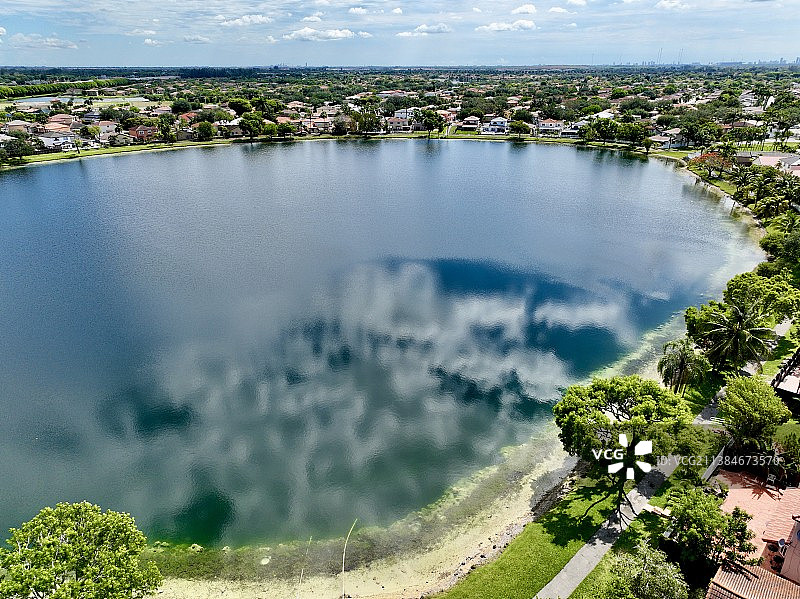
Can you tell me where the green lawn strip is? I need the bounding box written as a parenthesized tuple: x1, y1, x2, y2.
(437, 476, 619, 599)
(21, 140, 232, 163)
(568, 513, 665, 599)
(652, 150, 689, 159)
(682, 372, 725, 417)
(762, 322, 800, 378)
(776, 419, 800, 444)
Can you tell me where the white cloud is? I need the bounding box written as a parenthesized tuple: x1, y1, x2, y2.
(9, 32, 77, 49)
(548, 6, 573, 12)
(301, 15, 322, 21)
(125, 28, 156, 36)
(218, 14, 273, 26)
(473, 7, 483, 12)
(348, 6, 368, 14)
(0, 27, 6, 36)
(397, 23, 452, 36)
(265, 35, 278, 44)
(567, 21, 577, 26)
(655, 0, 689, 8)
(566, 0, 586, 5)
(392, 7, 403, 13)
(143, 38, 163, 46)
(475, 19, 535, 31)
(283, 27, 355, 41)
(357, 30, 373, 37)
(512, 4, 537, 14)
(183, 34, 211, 43)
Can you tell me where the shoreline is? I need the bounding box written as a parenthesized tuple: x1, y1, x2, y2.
(9, 138, 763, 598)
(1, 133, 659, 173)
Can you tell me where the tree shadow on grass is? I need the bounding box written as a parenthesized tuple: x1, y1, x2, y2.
(537, 477, 618, 547)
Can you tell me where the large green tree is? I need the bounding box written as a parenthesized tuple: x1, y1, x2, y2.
(553, 375, 690, 509)
(196, 121, 216, 142)
(239, 111, 265, 140)
(719, 375, 790, 452)
(723, 271, 800, 322)
(0, 502, 161, 599)
(669, 488, 757, 568)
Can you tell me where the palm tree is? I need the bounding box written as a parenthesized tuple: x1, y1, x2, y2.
(658, 337, 711, 395)
(701, 298, 775, 371)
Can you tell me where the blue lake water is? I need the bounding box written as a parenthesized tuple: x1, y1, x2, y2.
(0, 140, 762, 544)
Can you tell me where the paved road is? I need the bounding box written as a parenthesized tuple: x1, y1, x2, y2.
(533, 458, 678, 599)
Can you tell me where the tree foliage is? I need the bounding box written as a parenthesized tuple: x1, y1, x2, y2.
(719, 375, 790, 452)
(657, 336, 710, 395)
(669, 488, 757, 567)
(0, 502, 161, 599)
(607, 541, 688, 599)
(685, 297, 775, 370)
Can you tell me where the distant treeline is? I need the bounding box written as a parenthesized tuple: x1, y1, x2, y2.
(0, 78, 129, 100)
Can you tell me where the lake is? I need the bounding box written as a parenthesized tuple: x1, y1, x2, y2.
(0, 140, 762, 545)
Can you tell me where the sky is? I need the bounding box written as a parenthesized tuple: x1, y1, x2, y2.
(0, 0, 797, 67)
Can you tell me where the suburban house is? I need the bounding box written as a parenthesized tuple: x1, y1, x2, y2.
(481, 116, 509, 134)
(561, 120, 588, 138)
(47, 113, 75, 126)
(2, 120, 35, 134)
(96, 120, 118, 134)
(109, 132, 135, 146)
(460, 115, 481, 131)
(706, 564, 800, 599)
(386, 116, 411, 132)
(302, 117, 332, 134)
(662, 127, 688, 147)
(216, 118, 244, 137)
(0, 133, 15, 146)
(128, 125, 159, 142)
(393, 107, 420, 121)
(37, 132, 77, 151)
(538, 118, 565, 136)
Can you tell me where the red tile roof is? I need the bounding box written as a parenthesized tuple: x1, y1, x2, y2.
(707, 565, 800, 599)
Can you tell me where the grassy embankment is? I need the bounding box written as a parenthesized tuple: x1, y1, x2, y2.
(7, 133, 666, 170)
(438, 374, 725, 599)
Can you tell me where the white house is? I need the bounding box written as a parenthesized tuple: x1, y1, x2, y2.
(481, 116, 508, 134)
(38, 132, 77, 151)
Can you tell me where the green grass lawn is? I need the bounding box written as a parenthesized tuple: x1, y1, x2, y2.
(437, 476, 619, 599)
(568, 513, 665, 599)
(762, 322, 800, 378)
(682, 372, 725, 417)
(21, 139, 232, 163)
(653, 150, 689, 159)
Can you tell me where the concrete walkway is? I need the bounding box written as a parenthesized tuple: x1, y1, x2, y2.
(533, 458, 679, 599)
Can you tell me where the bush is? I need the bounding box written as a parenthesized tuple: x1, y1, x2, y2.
(756, 260, 783, 278)
(783, 230, 800, 263)
(759, 231, 785, 257)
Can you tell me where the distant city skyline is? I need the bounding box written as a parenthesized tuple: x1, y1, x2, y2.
(0, 0, 797, 67)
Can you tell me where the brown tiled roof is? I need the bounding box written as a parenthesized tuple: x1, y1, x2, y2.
(707, 565, 800, 599)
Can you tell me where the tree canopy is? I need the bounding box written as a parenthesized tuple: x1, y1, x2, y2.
(607, 540, 688, 599)
(0, 502, 161, 599)
(719, 375, 790, 452)
(685, 297, 775, 371)
(669, 488, 757, 568)
(657, 336, 710, 395)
